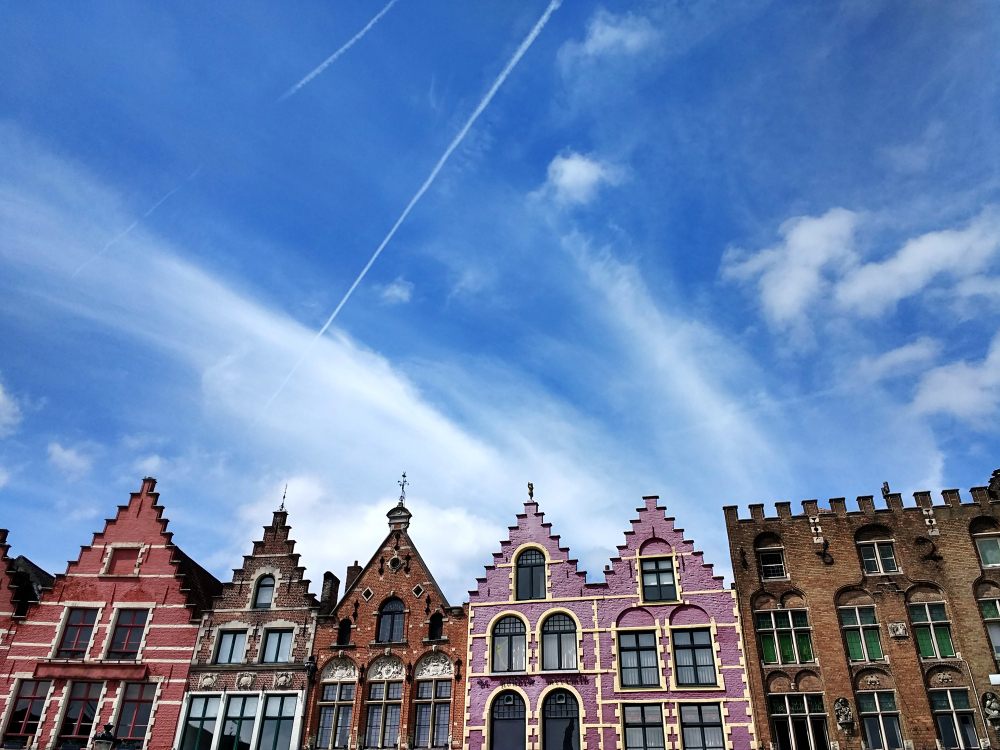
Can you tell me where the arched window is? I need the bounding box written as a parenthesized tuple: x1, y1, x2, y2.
(336, 618, 352, 647)
(490, 692, 525, 750)
(754, 533, 787, 580)
(377, 598, 405, 643)
(253, 575, 275, 609)
(428, 612, 444, 641)
(492, 616, 526, 672)
(541, 614, 577, 671)
(516, 549, 545, 601)
(542, 689, 579, 750)
(855, 525, 899, 575)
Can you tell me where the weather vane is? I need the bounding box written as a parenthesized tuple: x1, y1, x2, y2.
(398, 472, 408, 505)
(279, 484, 287, 512)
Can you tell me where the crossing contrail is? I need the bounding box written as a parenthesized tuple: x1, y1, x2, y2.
(279, 0, 400, 102)
(263, 0, 563, 412)
(72, 165, 202, 279)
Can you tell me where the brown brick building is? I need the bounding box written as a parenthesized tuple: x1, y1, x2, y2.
(173, 505, 331, 750)
(305, 494, 467, 750)
(724, 471, 1000, 750)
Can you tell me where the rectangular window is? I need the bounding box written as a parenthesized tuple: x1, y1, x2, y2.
(115, 683, 156, 749)
(58, 681, 103, 748)
(980, 598, 1000, 658)
(755, 610, 814, 665)
(3, 680, 51, 748)
(858, 542, 899, 574)
(768, 694, 829, 750)
(673, 629, 717, 686)
(930, 690, 978, 749)
(758, 549, 787, 579)
(261, 629, 293, 663)
(364, 681, 403, 748)
(413, 679, 451, 748)
(221, 695, 257, 750)
(57, 608, 98, 659)
(976, 537, 1000, 567)
(857, 692, 903, 750)
(623, 704, 665, 750)
(838, 606, 883, 661)
(909, 603, 955, 658)
(215, 631, 247, 664)
(618, 631, 659, 687)
(107, 547, 140, 575)
(259, 695, 297, 750)
(179, 695, 221, 750)
(640, 558, 677, 601)
(680, 704, 724, 750)
(107, 609, 148, 659)
(317, 683, 355, 749)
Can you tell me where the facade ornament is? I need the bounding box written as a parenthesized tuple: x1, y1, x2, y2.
(935, 672, 954, 685)
(527, 482, 533, 500)
(198, 673, 218, 690)
(414, 652, 454, 679)
(887, 622, 908, 638)
(834, 697, 854, 733)
(983, 692, 1000, 725)
(864, 674, 881, 688)
(321, 657, 358, 681)
(274, 672, 294, 689)
(368, 655, 405, 680)
(236, 672, 255, 690)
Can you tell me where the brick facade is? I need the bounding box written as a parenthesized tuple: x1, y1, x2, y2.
(0, 477, 221, 750)
(724, 473, 1000, 750)
(466, 491, 754, 750)
(305, 498, 468, 750)
(173, 507, 326, 750)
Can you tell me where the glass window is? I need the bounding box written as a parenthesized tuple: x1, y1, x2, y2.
(674, 629, 717, 686)
(768, 694, 829, 750)
(317, 683, 355, 750)
(516, 549, 545, 601)
(623, 704, 664, 750)
(364, 680, 403, 748)
(930, 690, 978, 749)
(619, 631, 659, 687)
(414, 679, 451, 748)
(253, 575, 275, 609)
(755, 610, 814, 664)
(758, 549, 787, 580)
(259, 695, 296, 750)
(490, 692, 525, 750)
(858, 542, 899, 575)
(979, 598, 1000, 659)
(57, 608, 98, 659)
(215, 631, 247, 664)
(377, 598, 405, 643)
(115, 683, 156, 749)
(640, 558, 677, 601)
(220, 695, 257, 750)
(857, 692, 902, 750)
(2, 680, 51, 748)
(108, 609, 148, 659)
(179, 695, 221, 750)
(976, 537, 1000, 568)
(58, 681, 103, 748)
(541, 614, 577, 671)
(838, 606, 883, 662)
(909, 603, 955, 659)
(428, 612, 444, 641)
(336, 618, 352, 646)
(492, 616, 526, 672)
(680, 704, 724, 750)
(262, 630, 293, 663)
(542, 690, 579, 750)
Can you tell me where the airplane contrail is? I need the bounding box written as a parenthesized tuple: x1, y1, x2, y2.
(71, 165, 202, 279)
(263, 0, 563, 412)
(279, 0, 400, 102)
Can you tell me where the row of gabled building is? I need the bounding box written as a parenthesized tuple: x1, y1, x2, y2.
(2, 471, 1000, 750)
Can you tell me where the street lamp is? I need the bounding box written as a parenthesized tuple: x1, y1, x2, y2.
(93, 723, 115, 750)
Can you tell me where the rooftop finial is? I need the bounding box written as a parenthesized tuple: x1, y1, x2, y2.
(528, 482, 534, 500)
(398, 472, 408, 506)
(279, 484, 287, 512)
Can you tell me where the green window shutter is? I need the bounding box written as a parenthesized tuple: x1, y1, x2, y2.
(935, 625, 955, 658)
(863, 628, 883, 660)
(760, 633, 777, 663)
(778, 631, 796, 663)
(914, 625, 935, 657)
(796, 632, 814, 662)
(845, 629, 864, 661)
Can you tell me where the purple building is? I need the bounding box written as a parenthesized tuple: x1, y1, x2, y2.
(465, 491, 754, 750)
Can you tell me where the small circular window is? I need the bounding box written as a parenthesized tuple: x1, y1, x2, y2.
(388, 556, 402, 572)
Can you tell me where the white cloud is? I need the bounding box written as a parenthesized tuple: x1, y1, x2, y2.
(0, 380, 23, 438)
(534, 152, 623, 206)
(858, 338, 941, 383)
(559, 9, 658, 68)
(0, 466, 9, 489)
(47, 442, 93, 479)
(377, 276, 413, 305)
(912, 332, 1000, 426)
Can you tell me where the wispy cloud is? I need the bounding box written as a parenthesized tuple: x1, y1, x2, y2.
(533, 151, 623, 206)
(0, 379, 22, 438)
(47, 442, 93, 479)
(913, 331, 1000, 427)
(377, 276, 414, 305)
(558, 9, 659, 69)
(279, 0, 400, 101)
(858, 338, 941, 383)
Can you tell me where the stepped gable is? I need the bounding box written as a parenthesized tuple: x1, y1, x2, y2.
(0, 529, 53, 621)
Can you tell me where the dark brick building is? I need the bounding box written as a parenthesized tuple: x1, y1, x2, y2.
(305, 493, 467, 750)
(174, 505, 330, 750)
(724, 471, 1000, 750)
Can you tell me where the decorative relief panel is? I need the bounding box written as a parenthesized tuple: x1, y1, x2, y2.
(415, 652, 453, 679)
(368, 655, 405, 680)
(322, 657, 358, 681)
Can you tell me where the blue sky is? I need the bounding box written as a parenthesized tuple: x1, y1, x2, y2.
(1, 1, 998, 601)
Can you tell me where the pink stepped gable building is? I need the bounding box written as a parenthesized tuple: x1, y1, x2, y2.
(465, 491, 754, 750)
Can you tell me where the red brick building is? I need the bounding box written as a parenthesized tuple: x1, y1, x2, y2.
(0, 477, 221, 750)
(724, 471, 1000, 750)
(304, 496, 468, 750)
(174, 505, 331, 750)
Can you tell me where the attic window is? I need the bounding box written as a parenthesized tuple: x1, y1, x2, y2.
(362, 587, 374, 601)
(106, 547, 140, 576)
(412, 585, 425, 598)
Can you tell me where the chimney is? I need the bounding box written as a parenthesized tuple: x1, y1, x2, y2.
(321, 571, 340, 608)
(346, 561, 362, 591)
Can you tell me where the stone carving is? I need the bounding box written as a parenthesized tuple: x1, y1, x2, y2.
(236, 672, 255, 690)
(415, 652, 453, 679)
(321, 657, 358, 681)
(887, 622, 908, 638)
(935, 672, 954, 685)
(274, 672, 293, 688)
(368, 655, 404, 680)
(834, 697, 854, 726)
(198, 673, 218, 690)
(983, 692, 1000, 723)
(864, 675, 881, 688)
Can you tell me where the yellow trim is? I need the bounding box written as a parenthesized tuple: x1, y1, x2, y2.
(534, 607, 585, 674)
(484, 610, 531, 675)
(610, 621, 666, 692)
(479, 685, 531, 750)
(667, 621, 725, 691)
(635, 551, 683, 605)
(508, 544, 551, 603)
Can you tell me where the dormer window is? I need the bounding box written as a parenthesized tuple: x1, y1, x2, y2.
(515, 549, 545, 601)
(377, 598, 405, 643)
(253, 575, 275, 609)
(754, 533, 787, 580)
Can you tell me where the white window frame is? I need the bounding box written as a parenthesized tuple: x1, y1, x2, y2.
(757, 547, 787, 580)
(858, 541, 899, 575)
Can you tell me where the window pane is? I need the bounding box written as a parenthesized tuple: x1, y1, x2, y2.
(845, 630, 864, 661)
(877, 543, 898, 572)
(935, 626, 956, 658)
(915, 625, 935, 657)
(795, 632, 813, 662)
(978, 538, 1000, 566)
(981, 599, 1000, 619)
(761, 633, 778, 663)
(864, 628, 883, 660)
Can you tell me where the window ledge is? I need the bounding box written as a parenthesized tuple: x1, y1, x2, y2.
(369, 640, 408, 647)
(330, 643, 356, 650)
(422, 637, 449, 645)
